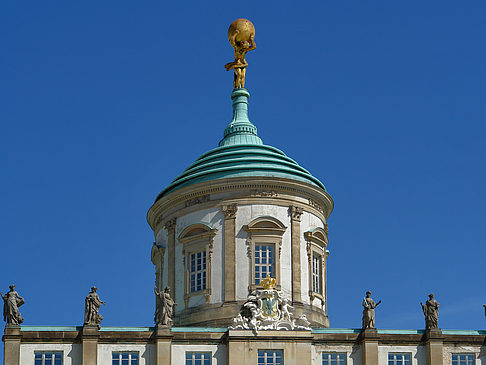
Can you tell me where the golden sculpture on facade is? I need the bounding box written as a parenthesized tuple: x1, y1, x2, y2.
(225, 18, 256, 89)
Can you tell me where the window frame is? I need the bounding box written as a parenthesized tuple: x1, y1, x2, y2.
(243, 216, 287, 291)
(257, 349, 283, 365)
(452, 353, 475, 365)
(185, 351, 212, 365)
(179, 224, 217, 308)
(321, 352, 347, 365)
(388, 353, 411, 365)
(112, 351, 139, 365)
(34, 351, 63, 365)
(304, 227, 328, 307)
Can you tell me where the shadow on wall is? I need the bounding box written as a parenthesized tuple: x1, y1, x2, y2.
(349, 344, 362, 365)
(67, 347, 81, 365)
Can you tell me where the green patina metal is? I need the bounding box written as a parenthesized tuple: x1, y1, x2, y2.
(155, 88, 326, 201)
(171, 327, 228, 332)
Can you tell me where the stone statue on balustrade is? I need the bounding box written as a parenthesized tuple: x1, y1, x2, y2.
(155, 286, 176, 326)
(421, 293, 440, 330)
(362, 291, 381, 329)
(84, 286, 105, 328)
(1, 284, 24, 325)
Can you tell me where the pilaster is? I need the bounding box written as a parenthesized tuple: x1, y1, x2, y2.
(3, 325, 21, 365)
(425, 328, 444, 365)
(155, 326, 173, 365)
(165, 218, 177, 294)
(289, 205, 303, 305)
(360, 328, 379, 365)
(222, 203, 238, 303)
(81, 325, 99, 365)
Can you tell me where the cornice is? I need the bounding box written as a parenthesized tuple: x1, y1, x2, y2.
(147, 176, 333, 231)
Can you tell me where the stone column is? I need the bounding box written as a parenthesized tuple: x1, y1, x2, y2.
(425, 329, 444, 365)
(222, 204, 238, 303)
(164, 218, 177, 295)
(155, 326, 172, 365)
(81, 326, 99, 365)
(360, 329, 379, 365)
(3, 326, 21, 365)
(289, 205, 303, 305)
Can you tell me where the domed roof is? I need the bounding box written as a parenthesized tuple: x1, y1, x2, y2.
(155, 88, 326, 201)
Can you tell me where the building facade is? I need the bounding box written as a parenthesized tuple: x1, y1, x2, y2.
(3, 72, 486, 365)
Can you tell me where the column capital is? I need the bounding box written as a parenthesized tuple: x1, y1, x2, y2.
(221, 203, 238, 219)
(289, 205, 304, 221)
(164, 218, 177, 232)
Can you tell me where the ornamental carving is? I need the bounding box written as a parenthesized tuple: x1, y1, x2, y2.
(308, 198, 325, 214)
(251, 190, 279, 197)
(289, 205, 304, 221)
(185, 194, 210, 207)
(164, 218, 177, 232)
(230, 275, 311, 334)
(221, 203, 238, 219)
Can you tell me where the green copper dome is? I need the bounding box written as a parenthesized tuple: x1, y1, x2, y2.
(155, 89, 326, 201)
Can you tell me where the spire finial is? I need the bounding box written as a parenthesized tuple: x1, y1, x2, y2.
(224, 19, 256, 89)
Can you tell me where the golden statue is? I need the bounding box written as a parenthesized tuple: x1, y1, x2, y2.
(225, 18, 256, 89)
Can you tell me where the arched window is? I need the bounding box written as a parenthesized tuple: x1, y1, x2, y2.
(179, 223, 217, 308)
(243, 216, 287, 291)
(304, 227, 329, 307)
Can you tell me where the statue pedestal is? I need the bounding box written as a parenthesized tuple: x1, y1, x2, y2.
(424, 328, 443, 365)
(155, 326, 173, 365)
(3, 325, 21, 365)
(81, 325, 99, 365)
(359, 328, 379, 365)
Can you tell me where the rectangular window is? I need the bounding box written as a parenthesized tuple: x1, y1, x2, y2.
(254, 244, 275, 285)
(312, 252, 322, 294)
(185, 352, 211, 365)
(112, 352, 139, 365)
(452, 354, 474, 365)
(34, 352, 63, 365)
(322, 353, 346, 365)
(190, 250, 207, 292)
(388, 353, 411, 365)
(258, 350, 283, 365)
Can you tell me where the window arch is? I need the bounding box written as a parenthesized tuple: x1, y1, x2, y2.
(243, 216, 287, 290)
(179, 223, 217, 307)
(304, 227, 329, 308)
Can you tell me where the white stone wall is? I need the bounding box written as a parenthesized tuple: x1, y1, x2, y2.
(172, 344, 227, 364)
(312, 344, 361, 365)
(235, 204, 293, 300)
(98, 344, 155, 364)
(174, 207, 224, 311)
(443, 345, 485, 365)
(378, 345, 426, 364)
(300, 212, 327, 307)
(155, 203, 328, 311)
(20, 343, 81, 365)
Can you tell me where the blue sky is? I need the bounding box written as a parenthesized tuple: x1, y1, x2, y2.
(1, 0, 485, 346)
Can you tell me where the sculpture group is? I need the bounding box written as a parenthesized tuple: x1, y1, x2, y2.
(230, 275, 311, 334)
(0, 282, 481, 332)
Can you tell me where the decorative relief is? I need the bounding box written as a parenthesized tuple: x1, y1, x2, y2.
(308, 198, 325, 214)
(185, 194, 210, 207)
(250, 190, 279, 197)
(221, 203, 238, 219)
(164, 218, 177, 232)
(289, 205, 304, 221)
(229, 275, 311, 334)
(246, 236, 252, 259)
